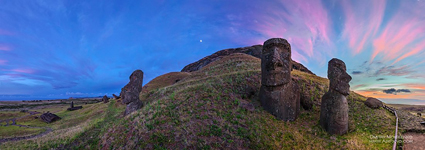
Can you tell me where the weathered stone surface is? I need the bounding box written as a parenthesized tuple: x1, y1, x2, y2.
(328, 58, 352, 96)
(120, 70, 144, 105)
(181, 45, 314, 75)
(320, 90, 349, 135)
(40, 112, 61, 123)
(364, 97, 383, 109)
(112, 94, 120, 99)
(300, 94, 314, 110)
(120, 70, 144, 115)
(124, 100, 143, 116)
(259, 38, 300, 121)
(320, 58, 352, 135)
(103, 95, 109, 103)
(260, 80, 300, 121)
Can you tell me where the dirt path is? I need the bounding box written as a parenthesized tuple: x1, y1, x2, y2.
(0, 111, 52, 144)
(403, 132, 425, 150)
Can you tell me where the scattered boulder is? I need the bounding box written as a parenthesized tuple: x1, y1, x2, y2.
(112, 94, 120, 99)
(320, 58, 352, 135)
(67, 101, 83, 111)
(259, 38, 300, 121)
(103, 95, 109, 103)
(120, 70, 144, 115)
(364, 97, 383, 109)
(181, 45, 315, 75)
(40, 112, 61, 123)
(418, 113, 421, 117)
(300, 94, 314, 110)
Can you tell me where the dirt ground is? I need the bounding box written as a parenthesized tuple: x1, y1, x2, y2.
(403, 132, 425, 150)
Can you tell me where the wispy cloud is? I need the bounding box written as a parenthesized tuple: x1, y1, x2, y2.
(341, 0, 386, 55)
(371, 0, 425, 63)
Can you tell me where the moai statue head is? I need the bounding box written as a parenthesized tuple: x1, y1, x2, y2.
(328, 58, 352, 96)
(261, 38, 292, 86)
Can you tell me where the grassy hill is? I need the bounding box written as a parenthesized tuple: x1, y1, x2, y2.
(1, 53, 399, 149)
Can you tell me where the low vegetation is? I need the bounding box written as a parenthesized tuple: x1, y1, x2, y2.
(0, 53, 404, 149)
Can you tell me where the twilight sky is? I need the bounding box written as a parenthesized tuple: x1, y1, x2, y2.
(0, 0, 424, 104)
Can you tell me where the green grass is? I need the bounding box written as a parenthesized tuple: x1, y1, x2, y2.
(0, 53, 398, 149)
(0, 126, 45, 139)
(0, 111, 27, 120)
(98, 53, 395, 149)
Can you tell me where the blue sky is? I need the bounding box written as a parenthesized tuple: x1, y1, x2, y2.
(1, 0, 425, 103)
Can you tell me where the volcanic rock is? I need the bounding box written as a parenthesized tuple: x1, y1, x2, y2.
(120, 70, 144, 105)
(124, 100, 144, 116)
(364, 97, 383, 109)
(103, 95, 109, 103)
(181, 45, 314, 75)
(259, 38, 300, 121)
(112, 94, 120, 99)
(120, 70, 144, 115)
(320, 58, 352, 135)
(40, 112, 61, 123)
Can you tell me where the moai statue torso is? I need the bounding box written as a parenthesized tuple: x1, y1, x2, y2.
(259, 38, 300, 121)
(320, 58, 352, 135)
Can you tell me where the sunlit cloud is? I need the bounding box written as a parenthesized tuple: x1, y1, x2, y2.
(12, 69, 35, 74)
(341, 0, 386, 55)
(371, 0, 425, 63)
(0, 44, 11, 51)
(250, 0, 333, 63)
(0, 60, 6, 65)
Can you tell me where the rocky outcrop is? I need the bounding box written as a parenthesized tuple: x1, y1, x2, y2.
(320, 58, 352, 135)
(259, 38, 300, 121)
(103, 95, 109, 103)
(181, 45, 314, 75)
(120, 70, 144, 116)
(364, 97, 383, 109)
(40, 112, 61, 123)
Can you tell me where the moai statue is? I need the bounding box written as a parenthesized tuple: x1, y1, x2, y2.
(70, 101, 74, 108)
(259, 38, 300, 121)
(120, 70, 144, 116)
(320, 58, 352, 135)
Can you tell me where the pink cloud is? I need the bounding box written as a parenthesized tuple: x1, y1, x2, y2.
(341, 0, 386, 55)
(249, 0, 333, 64)
(371, 1, 425, 63)
(0, 44, 12, 51)
(12, 69, 35, 74)
(0, 59, 7, 65)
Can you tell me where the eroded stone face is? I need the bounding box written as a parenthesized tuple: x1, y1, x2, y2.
(120, 70, 144, 116)
(328, 58, 352, 96)
(261, 38, 291, 87)
(320, 58, 351, 135)
(121, 70, 144, 105)
(260, 38, 300, 121)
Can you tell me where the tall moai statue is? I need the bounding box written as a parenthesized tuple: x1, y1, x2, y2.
(320, 58, 352, 135)
(70, 101, 74, 108)
(259, 38, 300, 121)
